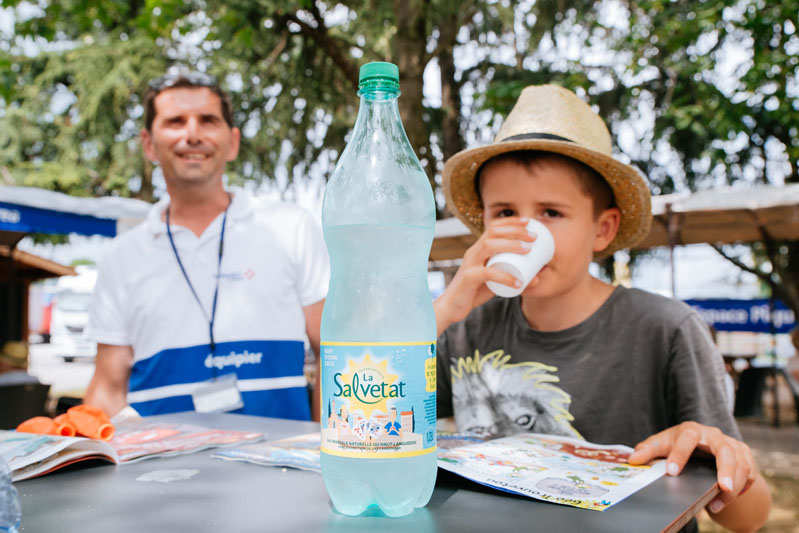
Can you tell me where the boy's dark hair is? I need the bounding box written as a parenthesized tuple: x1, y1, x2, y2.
(143, 71, 234, 131)
(475, 151, 616, 218)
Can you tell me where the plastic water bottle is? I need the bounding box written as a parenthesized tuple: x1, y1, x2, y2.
(319, 61, 437, 517)
(0, 457, 21, 533)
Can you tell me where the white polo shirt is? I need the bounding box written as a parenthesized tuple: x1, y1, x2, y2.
(88, 187, 329, 419)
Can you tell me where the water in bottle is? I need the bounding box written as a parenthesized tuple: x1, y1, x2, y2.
(319, 61, 438, 517)
(0, 457, 21, 533)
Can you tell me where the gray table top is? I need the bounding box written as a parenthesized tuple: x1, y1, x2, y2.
(18, 412, 719, 533)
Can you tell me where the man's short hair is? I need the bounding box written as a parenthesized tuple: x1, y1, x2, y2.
(143, 71, 234, 131)
(476, 150, 616, 218)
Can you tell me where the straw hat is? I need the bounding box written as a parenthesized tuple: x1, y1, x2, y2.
(0, 340, 28, 367)
(442, 85, 652, 257)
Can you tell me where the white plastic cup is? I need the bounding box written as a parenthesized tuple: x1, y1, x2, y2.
(485, 219, 555, 298)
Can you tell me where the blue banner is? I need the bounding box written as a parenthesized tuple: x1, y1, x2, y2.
(0, 201, 117, 237)
(684, 298, 796, 334)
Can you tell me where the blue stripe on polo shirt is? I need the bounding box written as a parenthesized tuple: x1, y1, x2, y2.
(130, 387, 311, 420)
(128, 339, 310, 420)
(129, 339, 305, 391)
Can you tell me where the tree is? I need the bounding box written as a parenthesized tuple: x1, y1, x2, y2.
(2, 1, 797, 315)
(0, 1, 597, 210)
(1, 0, 485, 214)
(617, 0, 799, 316)
(0, 1, 168, 199)
(162, 0, 485, 213)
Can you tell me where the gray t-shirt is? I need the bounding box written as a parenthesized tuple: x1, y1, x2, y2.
(437, 286, 741, 447)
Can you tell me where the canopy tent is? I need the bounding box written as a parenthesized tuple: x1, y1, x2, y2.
(638, 183, 799, 249)
(0, 185, 148, 349)
(0, 245, 75, 283)
(1, 244, 75, 350)
(430, 183, 799, 261)
(0, 185, 151, 238)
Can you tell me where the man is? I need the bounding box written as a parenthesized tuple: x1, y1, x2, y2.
(85, 72, 328, 421)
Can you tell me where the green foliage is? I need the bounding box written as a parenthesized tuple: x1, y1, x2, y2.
(470, 0, 798, 307)
(1, 0, 797, 308)
(27, 233, 68, 245)
(616, 0, 799, 309)
(1, 0, 471, 202)
(0, 2, 167, 199)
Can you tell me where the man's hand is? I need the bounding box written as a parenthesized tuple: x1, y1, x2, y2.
(628, 421, 770, 531)
(434, 217, 537, 335)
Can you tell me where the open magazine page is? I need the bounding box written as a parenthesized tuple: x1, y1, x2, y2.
(212, 433, 321, 472)
(0, 430, 117, 482)
(1, 421, 263, 480)
(111, 421, 264, 463)
(437, 433, 666, 511)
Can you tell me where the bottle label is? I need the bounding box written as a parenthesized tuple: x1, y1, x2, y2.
(320, 341, 437, 458)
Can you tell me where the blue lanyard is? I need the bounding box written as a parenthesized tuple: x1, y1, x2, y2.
(165, 200, 229, 356)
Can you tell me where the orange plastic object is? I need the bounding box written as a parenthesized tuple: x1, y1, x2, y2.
(16, 416, 59, 435)
(65, 405, 115, 441)
(54, 413, 78, 437)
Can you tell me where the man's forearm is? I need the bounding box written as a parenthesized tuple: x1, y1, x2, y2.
(84, 343, 133, 418)
(312, 367, 321, 422)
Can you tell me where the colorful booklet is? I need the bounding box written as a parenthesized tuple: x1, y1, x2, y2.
(0, 431, 118, 482)
(437, 433, 666, 511)
(1, 421, 263, 481)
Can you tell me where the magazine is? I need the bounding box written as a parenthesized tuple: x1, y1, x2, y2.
(213, 431, 665, 511)
(437, 433, 666, 511)
(111, 421, 263, 463)
(1, 421, 263, 481)
(0, 431, 118, 482)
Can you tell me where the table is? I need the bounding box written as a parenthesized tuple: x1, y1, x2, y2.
(19, 413, 720, 532)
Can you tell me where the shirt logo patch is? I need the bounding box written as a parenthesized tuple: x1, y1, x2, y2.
(217, 269, 255, 282)
(204, 350, 264, 370)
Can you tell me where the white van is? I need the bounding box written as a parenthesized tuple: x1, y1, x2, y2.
(49, 266, 98, 362)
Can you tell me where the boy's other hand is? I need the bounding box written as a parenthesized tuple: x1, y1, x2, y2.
(434, 217, 537, 335)
(627, 421, 756, 513)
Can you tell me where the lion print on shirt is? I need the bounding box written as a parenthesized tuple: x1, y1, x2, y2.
(451, 349, 582, 439)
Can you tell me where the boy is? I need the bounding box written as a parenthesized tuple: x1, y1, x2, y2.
(434, 85, 770, 531)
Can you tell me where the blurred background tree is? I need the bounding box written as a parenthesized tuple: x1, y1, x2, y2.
(1, 0, 797, 309)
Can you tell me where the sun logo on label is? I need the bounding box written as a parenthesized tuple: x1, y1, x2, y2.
(337, 353, 401, 419)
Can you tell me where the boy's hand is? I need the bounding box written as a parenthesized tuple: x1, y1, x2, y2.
(434, 217, 537, 335)
(627, 421, 756, 514)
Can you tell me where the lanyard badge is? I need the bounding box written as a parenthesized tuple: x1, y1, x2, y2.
(191, 373, 244, 413)
(166, 199, 243, 413)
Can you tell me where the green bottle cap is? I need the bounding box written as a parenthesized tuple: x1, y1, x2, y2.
(358, 62, 399, 89)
